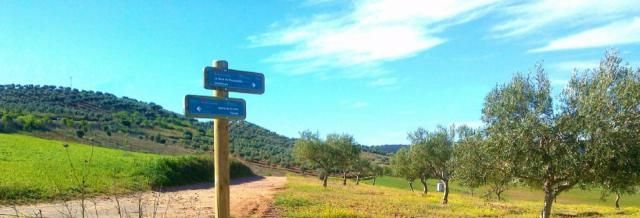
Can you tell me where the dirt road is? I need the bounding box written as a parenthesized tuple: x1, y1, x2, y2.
(0, 176, 286, 218)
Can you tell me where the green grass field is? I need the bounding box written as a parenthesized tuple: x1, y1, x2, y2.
(0, 133, 253, 204)
(276, 175, 640, 217)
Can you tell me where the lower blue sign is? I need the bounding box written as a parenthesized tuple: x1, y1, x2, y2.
(184, 95, 246, 120)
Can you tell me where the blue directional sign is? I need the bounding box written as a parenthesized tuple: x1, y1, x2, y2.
(184, 95, 246, 120)
(204, 67, 265, 94)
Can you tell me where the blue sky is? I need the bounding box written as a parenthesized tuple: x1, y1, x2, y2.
(1, 0, 639, 145)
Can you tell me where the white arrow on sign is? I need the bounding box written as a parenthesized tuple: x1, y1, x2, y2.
(196, 106, 202, 112)
(251, 82, 256, 88)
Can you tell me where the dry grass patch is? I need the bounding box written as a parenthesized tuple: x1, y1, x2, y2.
(275, 175, 640, 217)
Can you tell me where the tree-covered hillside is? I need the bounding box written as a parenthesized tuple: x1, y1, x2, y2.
(0, 84, 295, 167)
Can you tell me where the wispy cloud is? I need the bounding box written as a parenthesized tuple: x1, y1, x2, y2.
(491, 0, 640, 38)
(251, 0, 639, 78)
(530, 17, 640, 52)
(250, 0, 500, 82)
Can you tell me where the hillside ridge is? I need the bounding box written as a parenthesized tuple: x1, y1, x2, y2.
(0, 84, 296, 167)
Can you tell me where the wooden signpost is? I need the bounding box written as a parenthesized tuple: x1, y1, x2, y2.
(184, 60, 264, 218)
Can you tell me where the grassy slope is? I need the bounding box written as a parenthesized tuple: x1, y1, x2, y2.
(0, 133, 252, 203)
(276, 175, 640, 217)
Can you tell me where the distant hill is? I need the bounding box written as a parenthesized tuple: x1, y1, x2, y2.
(0, 84, 295, 167)
(366, 144, 409, 154)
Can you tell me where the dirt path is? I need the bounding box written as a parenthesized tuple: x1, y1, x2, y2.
(0, 176, 286, 218)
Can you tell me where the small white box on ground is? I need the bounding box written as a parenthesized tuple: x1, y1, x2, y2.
(436, 182, 445, 192)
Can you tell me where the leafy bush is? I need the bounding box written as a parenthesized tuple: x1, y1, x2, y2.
(16, 115, 44, 131)
(0, 185, 42, 201)
(137, 156, 255, 188)
(75, 130, 85, 138)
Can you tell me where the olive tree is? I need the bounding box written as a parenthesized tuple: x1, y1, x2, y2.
(563, 51, 640, 209)
(391, 147, 419, 191)
(482, 65, 586, 218)
(408, 128, 433, 195)
(408, 126, 456, 204)
(352, 158, 371, 185)
(328, 134, 360, 186)
(454, 126, 512, 200)
(452, 126, 484, 197)
(371, 164, 384, 186)
(292, 131, 337, 188)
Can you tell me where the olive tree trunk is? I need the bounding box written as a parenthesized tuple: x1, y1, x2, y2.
(356, 174, 360, 185)
(342, 171, 347, 185)
(420, 177, 428, 194)
(615, 192, 621, 210)
(372, 176, 377, 186)
(492, 185, 505, 201)
(441, 179, 449, 204)
(541, 184, 554, 218)
(408, 181, 414, 192)
(322, 175, 328, 188)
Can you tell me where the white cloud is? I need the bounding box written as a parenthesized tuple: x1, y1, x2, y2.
(250, 0, 500, 82)
(492, 0, 640, 38)
(530, 17, 640, 52)
(251, 0, 640, 75)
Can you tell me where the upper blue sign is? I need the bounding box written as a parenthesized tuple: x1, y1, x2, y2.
(184, 95, 246, 120)
(204, 67, 265, 94)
